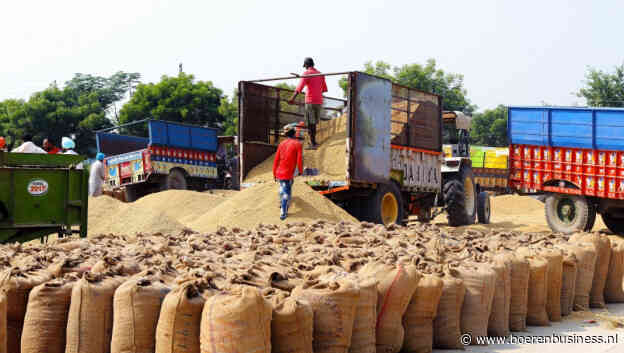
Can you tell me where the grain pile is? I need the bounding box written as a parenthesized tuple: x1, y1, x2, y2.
(1, 219, 623, 353)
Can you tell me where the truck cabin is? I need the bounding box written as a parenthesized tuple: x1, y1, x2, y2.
(442, 110, 471, 158)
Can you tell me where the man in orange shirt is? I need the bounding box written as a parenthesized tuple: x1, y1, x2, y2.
(273, 124, 303, 220)
(289, 57, 327, 149)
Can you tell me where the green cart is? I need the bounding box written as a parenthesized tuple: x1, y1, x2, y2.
(0, 151, 88, 243)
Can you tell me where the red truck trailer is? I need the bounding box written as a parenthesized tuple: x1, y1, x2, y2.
(508, 106, 624, 234)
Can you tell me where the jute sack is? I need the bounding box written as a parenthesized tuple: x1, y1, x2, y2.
(456, 262, 497, 343)
(270, 297, 314, 353)
(0, 293, 6, 353)
(402, 274, 443, 353)
(155, 281, 208, 353)
(291, 280, 359, 353)
(570, 233, 610, 308)
(567, 242, 597, 311)
(540, 248, 563, 322)
(66, 274, 125, 353)
(359, 263, 420, 353)
(605, 238, 624, 302)
(200, 285, 272, 353)
(558, 249, 578, 316)
(508, 253, 530, 331)
(111, 275, 171, 353)
(517, 248, 549, 326)
(433, 273, 465, 349)
(488, 253, 512, 337)
(0, 267, 54, 353)
(21, 277, 76, 353)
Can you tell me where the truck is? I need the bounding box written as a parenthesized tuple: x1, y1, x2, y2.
(238, 71, 490, 226)
(96, 120, 221, 202)
(0, 151, 88, 243)
(508, 106, 624, 235)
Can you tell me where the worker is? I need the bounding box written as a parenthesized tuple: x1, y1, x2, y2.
(288, 57, 327, 149)
(273, 124, 303, 220)
(0, 137, 6, 151)
(62, 137, 83, 169)
(89, 153, 107, 197)
(43, 138, 61, 154)
(11, 134, 46, 153)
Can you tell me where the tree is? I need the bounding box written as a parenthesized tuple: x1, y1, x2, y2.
(118, 72, 224, 136)
(470, 105, 508, 147)
(578, 64, 624, 107)
(340, 60, 476, 113)
(219, 91, 238, 136)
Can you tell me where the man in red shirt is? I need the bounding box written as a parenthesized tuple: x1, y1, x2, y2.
(289, 57, 327, 149)
(273, 124, 303, 220)
(43, 138, 62, 154)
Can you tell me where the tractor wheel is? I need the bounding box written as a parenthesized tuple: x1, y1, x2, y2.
(602, 212, 624, 236)
(162, 169, 188, 191)
(444, 167, 477, 226)
(544, 194, 590, 234)
(367, 183, 405, 226)
(477, 191, 491, 224)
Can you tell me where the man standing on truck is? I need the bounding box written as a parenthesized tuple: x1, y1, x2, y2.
(273, 125, 303, 220)
(89, 153, 107, 197)
(43, 138, 61, 154)
(288, 57, 327, 149)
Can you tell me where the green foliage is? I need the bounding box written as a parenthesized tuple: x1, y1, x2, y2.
(340, 60, 476, 113)
(0, 72, 138, 154)
(118, 72, 224, 136)
(470, 105, 508, 147)
(578, 64, 624, 107)
(219, 91, 238, 136)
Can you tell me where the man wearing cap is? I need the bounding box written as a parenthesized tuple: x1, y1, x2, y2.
(273, 124, 303, 220)
(288, 57, 327, 149)
(89, 153, 107, 197)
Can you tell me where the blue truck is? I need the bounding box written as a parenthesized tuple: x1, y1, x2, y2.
(508, 106, 624, 234)
(96, 120, 228, 201)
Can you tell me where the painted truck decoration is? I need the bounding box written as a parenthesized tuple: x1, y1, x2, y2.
(508, 106, 624, 234)
(97, 120, 219, 199)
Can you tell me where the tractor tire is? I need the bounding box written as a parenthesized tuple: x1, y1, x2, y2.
(124, 185, 139, 203)
(477, 191, 491, 224)
(544, 194, 590, 234)
(366, 183, 405, 226)
(162, 169, 188, 191)
(602, 212, 624, 236)
(585, 203, 597, 232)
(444, 167, 477, 226)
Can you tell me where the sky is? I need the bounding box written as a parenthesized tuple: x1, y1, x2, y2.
(1, 0, 623, 111)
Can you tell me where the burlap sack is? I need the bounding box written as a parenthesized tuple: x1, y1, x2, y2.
(292, 280, 359, 353)
(359, 263, 420, 353)
(433, 274, 465, 349)
(402, 275, 443, 353)
(0, 293, 6, 353)
(156, 282, 207, 353)
(559, 251, 578, 316)
(457, 262, 497, 343)
(111, 275, 171, 353)
(66, 274, 125, 353)
(270, 297, 313, 353)
(541, 248, 563, 322)
(200, 286, 272, 353)
(488, 253, 512, 337)
(0, 267, 54, 353)
(570, 233, 611, 308)
(508, 253, 530, 331)
(21, 277, 76, 353)
(567, 242, 597, 311)
(517, 249, 549, 326)
(605, 238, 624, 302)
(349, 278, 377, 353)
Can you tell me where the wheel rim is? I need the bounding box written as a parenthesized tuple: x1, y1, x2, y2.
(556, 197, 577, 224)
(464, 177, 475, 214)
(381, 192, 399, 225)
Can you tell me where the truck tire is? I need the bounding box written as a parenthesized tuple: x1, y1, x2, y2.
(444, 166, 477, 226)
(585, 203, 597, 232)
(367, 183, 405, 226)
(162, 169, 188, 190)
(124, 185, 139, 202)
(477, 191, 491, 224)
(602, 212, 624, 235)
(544, 194, 590, 234)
